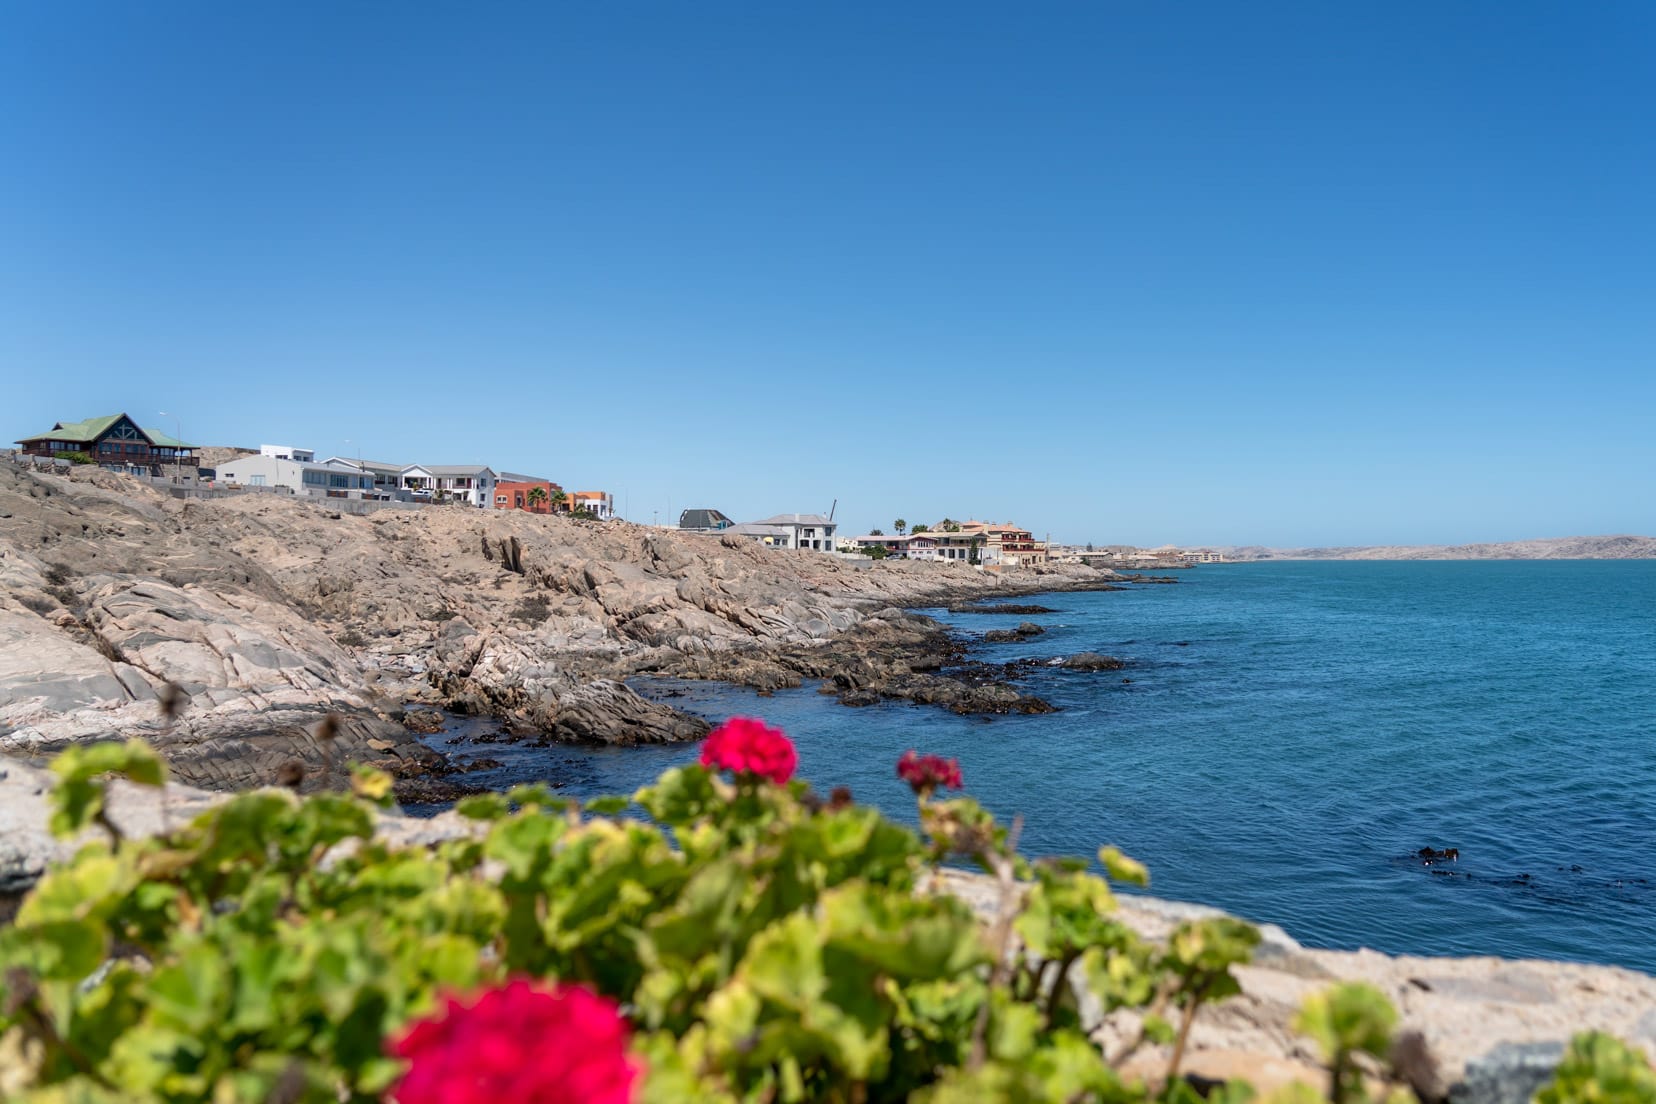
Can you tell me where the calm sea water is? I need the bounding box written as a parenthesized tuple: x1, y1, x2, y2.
(421, 561, 1656, 973)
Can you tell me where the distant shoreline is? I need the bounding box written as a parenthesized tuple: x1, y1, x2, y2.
(1212, 534, 1656, 562)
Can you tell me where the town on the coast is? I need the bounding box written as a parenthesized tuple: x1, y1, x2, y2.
(7, 409, 1226, 569)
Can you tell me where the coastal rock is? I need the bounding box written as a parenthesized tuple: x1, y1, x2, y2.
(1450, 1042, 1568, 1104)
(983, 621, 1047, 642)
(0, 462, 1121, 771)
(950, 602, 1061, 615)
(1061, 652, 1128, 671)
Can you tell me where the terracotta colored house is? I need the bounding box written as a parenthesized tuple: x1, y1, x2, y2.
(494, 478, 563, 513)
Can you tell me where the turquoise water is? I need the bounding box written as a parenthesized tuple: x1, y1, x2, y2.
(425, 561, 1656, 972)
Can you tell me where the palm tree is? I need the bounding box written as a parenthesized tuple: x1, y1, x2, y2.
(526, 486, 548, 512)
(550, 489, 568, 513)
(894, 518, 907, 535)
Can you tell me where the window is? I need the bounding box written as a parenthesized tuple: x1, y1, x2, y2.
(250, 475, 267, 487)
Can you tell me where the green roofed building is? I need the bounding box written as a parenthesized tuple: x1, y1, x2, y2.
(15, 412, 197, 473)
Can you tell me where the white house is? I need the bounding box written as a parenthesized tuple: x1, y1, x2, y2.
(569, 491, 616, 520)
(215, 455, 374, 499)
(728, 513, 838, 552)
(400, 465, 497, 508)
(259, 444, 316, 462)
(321, 457, 406, 496)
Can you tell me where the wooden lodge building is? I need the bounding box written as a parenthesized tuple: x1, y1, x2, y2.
(15, 413, 197, 475)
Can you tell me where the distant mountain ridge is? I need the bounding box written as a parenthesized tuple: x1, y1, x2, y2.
(1220, 534, 1656, 561)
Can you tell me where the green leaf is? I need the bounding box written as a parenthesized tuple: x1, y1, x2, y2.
(1099, 845, 1150, 887)
(741, 913, 826, 1009)
(1293, 982, 1397, 1065)
(821, 882, 986, 980)
(51, 740, 167, 789)
(1536, 1032, 1656, 1104)
(504, 782, 572, 812)
(16, 852, 123, 926)
(634, 766, 720, 827)
(584, 795, 631, 817)
(145, 943, 227, 1033)
(48, 779, 103, 839)
(455, 793, 511, 820)
(348, 763, 395, 807)
(484, 811, 563, 881)
(0, 919, 108, 981)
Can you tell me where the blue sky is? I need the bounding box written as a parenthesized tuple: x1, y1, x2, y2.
(3, 3, 1653, 546)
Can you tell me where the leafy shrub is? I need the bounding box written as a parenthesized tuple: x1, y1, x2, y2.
(510, 594, 551, 624)
(18, 592, 56, 615)
(1537, 1033, 1656, 1104)
(1293, 982, 1401, 1104)
(0, 724, 1648, 1104)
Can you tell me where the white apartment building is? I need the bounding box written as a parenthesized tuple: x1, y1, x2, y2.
(400, 465, 497, 508)
(259, 444, 316, 462)
(215, 455, 374, 498)
(728, 513, 838, 552)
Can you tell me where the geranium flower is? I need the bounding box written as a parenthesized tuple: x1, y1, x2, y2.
(389, 979, 637, 1104)
(699, 717, 797, 784)
(897, 750, 964, 795)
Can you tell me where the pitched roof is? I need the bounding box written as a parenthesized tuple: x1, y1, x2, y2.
(144, 427, 195, 448)
(679, 508, 733, 529)
(22, 414, 125, 442)
(16, 413, 196, 449)
(414, 465, 495, 477)
(322, 457, 406, 474)
(497, 472, 555, 485)
(755, 513, 834, 526)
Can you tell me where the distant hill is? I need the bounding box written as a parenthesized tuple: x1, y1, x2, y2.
(1220, 535, 1656, 561)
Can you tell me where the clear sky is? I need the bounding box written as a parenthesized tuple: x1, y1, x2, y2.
(4, 3, 1653, 547)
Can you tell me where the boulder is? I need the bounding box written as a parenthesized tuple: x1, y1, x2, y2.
(1061, 652, 1127, 671)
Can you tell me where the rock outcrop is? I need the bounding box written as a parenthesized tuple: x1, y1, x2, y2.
(983, 621, 1047, 642)
(0, 463, 1123, 787)
(1059, 652, 1128, 671)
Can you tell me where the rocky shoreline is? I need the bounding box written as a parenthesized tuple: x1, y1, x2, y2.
(0, 463, 1131, 796)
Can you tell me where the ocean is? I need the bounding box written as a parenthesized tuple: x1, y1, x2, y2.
(421, 561, 1656, 973)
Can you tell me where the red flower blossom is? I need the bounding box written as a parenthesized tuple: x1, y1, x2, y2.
(897, 750, 964, 795)
(700, 717, 797, 784)
(389, 979, 638, 1104)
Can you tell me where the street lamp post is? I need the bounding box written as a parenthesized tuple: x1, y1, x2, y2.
(158, 411, 182, 482)
(344, 438, 366, 497)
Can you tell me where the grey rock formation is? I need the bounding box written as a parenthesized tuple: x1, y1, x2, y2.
(983, 621, 1047, 642)
(1061, 652, 1128, 671)
(1451, 1042, 1569, 1104)
(0, 463, 1124, 786)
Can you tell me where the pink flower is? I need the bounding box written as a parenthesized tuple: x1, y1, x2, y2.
(897, 750, 964, 795)
(389, 979, 638, 1104)
(700, 717, 798, 784)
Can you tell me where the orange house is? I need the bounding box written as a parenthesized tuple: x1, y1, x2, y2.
(494, 479, 562, 513)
